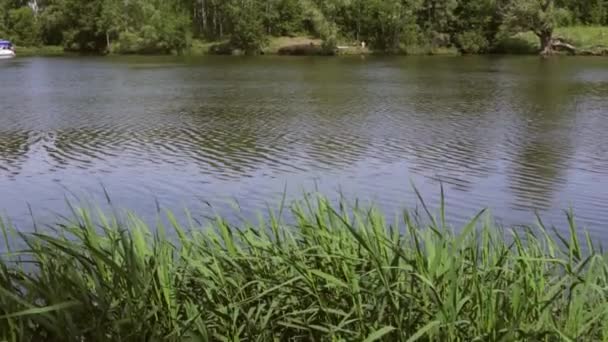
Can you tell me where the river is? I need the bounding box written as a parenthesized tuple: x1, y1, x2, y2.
(1, 55, 607, 237)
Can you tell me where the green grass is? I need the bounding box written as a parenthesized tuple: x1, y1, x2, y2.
(496, 26, 608, 55)
(1, 195, 608, 341)
(402, 45, 461, 56)
(555, 26, 608, 49)
(15, 45, 66, 57)
(185, 39, 229, 56)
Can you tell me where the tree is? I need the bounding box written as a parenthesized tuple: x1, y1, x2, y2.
(372, 0, 420, 51)
(556, 0, 607, 25)
(38, 1, 68, 45)
(46, 0, 106, 51)
(0, 0, 602, 54)
(453, 0, 502, 53)
(233, 0, 266, 52)
(273, 0, 304, 36)
(0, 1, 9, 37)
(7, 6, 41, 46)
(419, 0, 457, 34)
(97, 0, 123, 52)
(502, 0, 564, 55)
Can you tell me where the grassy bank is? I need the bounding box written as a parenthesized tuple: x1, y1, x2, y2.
(497, 26, 608, 55)
(194, 36, 459, 56)
(190, 27, 608, 56)
(1, 196, 607, 341)
(15, 45, 65, 57)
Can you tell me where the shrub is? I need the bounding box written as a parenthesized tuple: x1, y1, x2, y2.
(455, 30, 489, 54)
(7, 7, 41, 46)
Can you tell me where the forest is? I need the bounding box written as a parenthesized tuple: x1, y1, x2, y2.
(0, 0, 607, 55)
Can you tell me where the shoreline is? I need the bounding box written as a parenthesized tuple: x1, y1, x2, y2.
(12, 27, 608, 58)
(16, 27, 608, 57)
(14, 47, 608, 58)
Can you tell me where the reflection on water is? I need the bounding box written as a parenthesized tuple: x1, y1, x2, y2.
(1, 56, 608, 237)
(506, 59, 576, 210)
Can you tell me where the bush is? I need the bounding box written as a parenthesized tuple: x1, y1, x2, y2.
(229, 12, 268, 54)
(455, 30, 489, 54)
(556, 8, 576, 27)
(7, 7, 41, 46)
(112, 14, 190, 55)
(274, 0, 305, 36)
(114, 31, 142, 54)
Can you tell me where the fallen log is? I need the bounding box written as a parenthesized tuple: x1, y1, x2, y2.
(551, 37, 577, 55)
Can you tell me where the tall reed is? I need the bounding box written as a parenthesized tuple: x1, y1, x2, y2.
(1, 195, 607, 341)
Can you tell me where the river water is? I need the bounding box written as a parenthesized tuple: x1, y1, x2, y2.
(1, 55, 607, 236)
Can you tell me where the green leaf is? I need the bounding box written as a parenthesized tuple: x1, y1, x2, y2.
(363, 326, 396, 342)
(310, 269, 349, 288)
(0, 301, 80, 319)
(406, 321, 441, 342)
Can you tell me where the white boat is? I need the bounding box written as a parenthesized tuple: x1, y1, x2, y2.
(0, 40, 15, 59)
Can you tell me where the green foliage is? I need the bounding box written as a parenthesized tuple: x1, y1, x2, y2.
(0, 0, 607, 54)
(501, 0, 572, 53)
(495, 32, 539, 54)
(418, 0, 458, 34)
(44, 0, 107, 52)
(38, 2, 68, 46)
(502, 0, 557, 37)
(555, 26, 608, 48)
(111, 1, 191, 54)
(1, 196, 608, 340)
(226, 0, 268, 54)
(452, 0, 501, 52)
(6, 7, 40, 46)
(455, 30, 489, 53)
(274, 0, 305, 35)
(363, 0, 421, 51)
(557, 0, 608, 25)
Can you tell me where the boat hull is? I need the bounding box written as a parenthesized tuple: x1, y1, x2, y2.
(0, 51, 16, 59)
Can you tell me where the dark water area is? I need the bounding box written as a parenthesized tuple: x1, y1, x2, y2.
(1, 55, 608, 237)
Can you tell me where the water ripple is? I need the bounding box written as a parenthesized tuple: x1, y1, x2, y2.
(1, 56, 608, 237)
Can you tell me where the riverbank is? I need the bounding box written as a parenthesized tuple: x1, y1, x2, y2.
(1, 197, 606, 341)
(498, 26, 608, 55)
(193, 36, 460, 56)
(15, 45, 66, 57)
(13, 27, 608, 58)
(202, 27, 608, 56)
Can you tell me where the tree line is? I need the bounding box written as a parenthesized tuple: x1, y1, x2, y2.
(0, 0, 606, 54)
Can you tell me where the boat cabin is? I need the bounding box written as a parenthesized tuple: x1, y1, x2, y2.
(0, 40, 14, 50)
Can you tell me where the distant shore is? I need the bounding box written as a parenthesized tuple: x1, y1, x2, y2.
(14, 27, 608, 58)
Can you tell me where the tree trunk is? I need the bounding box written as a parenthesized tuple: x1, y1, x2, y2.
(213, 7, 217, 38)
(201, 0, 206, 34)
(266, 1, 271, 35)
(539, 30, 553, 56)
(356, 2, 361, 42)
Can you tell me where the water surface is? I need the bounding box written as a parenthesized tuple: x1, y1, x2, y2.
(1, 56, 608, 236)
